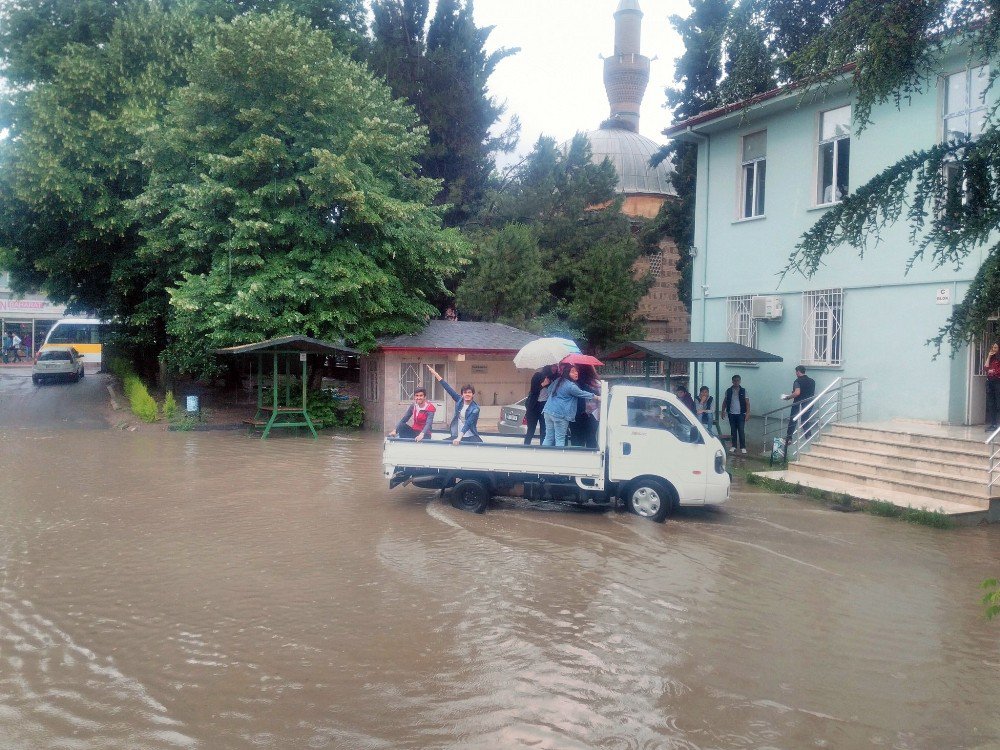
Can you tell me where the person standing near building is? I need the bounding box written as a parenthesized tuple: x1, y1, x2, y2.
(9, 332, 22, 362)
(782, 365, 817, 441)
(1, 332, 11, 364)
(524, 365, 553, 445)
(696, 386, 715, 436)
(721, 375, 749, 454)
(674, 384, 697, 415)
(985, 342, 1000, 431)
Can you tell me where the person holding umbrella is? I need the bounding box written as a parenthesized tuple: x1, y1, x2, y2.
(524, 364, 555, 445)
(542, 364, 599, 447)
(425, 365, 482, 445)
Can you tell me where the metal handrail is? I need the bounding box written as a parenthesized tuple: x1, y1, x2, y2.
(988, 425, 1000, 494)
(761, 377, 865, 464)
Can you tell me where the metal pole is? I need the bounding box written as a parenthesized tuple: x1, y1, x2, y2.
(284, 353, 290, 407)
(272, 352, 279, 410)
(257, 353, 263, 410)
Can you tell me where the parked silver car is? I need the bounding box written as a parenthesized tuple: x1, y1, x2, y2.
(497, 396, 528, 435)
(32, 347, 85, 384)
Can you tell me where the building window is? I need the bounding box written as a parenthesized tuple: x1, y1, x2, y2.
(399, 361, 445, 401)
(817, 105, 851, 205)
(727, 295, 757, 348)
(801, 288, 843, 366)
(944, 65, 988, 142)
(740, 130, 766, 218)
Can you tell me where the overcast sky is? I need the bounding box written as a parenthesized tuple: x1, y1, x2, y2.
(470, 0, 692, 164)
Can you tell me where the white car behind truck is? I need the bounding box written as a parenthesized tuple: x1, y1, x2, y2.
(384, 381, 729, 522)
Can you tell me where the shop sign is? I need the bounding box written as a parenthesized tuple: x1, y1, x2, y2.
(0, 298, 67, 315)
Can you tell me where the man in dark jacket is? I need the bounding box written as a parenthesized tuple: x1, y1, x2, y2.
(721, 375, 750, 454)
(782, 365, 816, 441)
(524, 365, 553, 445)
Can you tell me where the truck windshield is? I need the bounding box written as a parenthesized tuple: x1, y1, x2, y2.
(626, 396, 701, 444)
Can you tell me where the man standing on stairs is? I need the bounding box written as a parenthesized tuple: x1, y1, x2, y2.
(783, 366, 816, 443)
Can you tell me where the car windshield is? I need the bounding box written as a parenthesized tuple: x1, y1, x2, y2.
(39, 350, 72, 361)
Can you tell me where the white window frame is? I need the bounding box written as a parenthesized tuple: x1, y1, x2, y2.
(816, 105, 851, 206)
(399, 361, 445, 401)
(727, 295, 758, 348)
(942, 64, 989, 143)
(740, 131, 766, 219)
(801, 288, 844, 367)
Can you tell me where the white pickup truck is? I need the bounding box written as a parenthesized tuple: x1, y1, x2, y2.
(383, 381, 729, 522)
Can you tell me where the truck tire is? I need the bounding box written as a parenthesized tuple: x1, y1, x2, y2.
(626, 479, 673, 523)
(450, 479, 490, 514)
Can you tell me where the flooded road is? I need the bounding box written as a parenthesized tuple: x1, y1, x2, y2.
(1, 420, 998, 748)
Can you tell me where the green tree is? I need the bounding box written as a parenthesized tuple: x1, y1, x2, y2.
(568, 238, 651, 350)
(476, 134, 651, 349)
(719, 0, 776, 104)
(455, 223, 550, 328)
(0, 0, 367, 131)
(369, 0, 518, 225)
(783, 0, 998, 350)
(652, 0, 730, 311)
(761, 0, 848, 81)
(134, 12, 466, 374)
(0, 3, 202, 358)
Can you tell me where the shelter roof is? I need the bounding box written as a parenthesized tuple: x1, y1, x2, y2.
(214, 335, 359, 356)
(377, 320, 538, 354)
(602, 340, 782, 363)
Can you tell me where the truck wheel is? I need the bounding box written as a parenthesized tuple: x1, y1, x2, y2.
(626, 479, 673, 523)
(450, 479, 490, 514)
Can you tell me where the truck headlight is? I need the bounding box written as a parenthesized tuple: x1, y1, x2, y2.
(714, 449, 726, 474)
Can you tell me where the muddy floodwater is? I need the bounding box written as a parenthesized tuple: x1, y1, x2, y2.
(1, 426, 998, 749)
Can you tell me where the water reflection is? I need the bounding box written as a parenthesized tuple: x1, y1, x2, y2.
(0, 428, 997, 749)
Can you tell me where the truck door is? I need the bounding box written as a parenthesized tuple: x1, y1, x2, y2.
(608, 394, 709, 502)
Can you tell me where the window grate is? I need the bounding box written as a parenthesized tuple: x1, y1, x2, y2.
(727, 295, 757, 348)
(801, 288, 843, 366)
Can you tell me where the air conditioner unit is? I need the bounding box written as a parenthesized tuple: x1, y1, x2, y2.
(751, 295, 783, 320)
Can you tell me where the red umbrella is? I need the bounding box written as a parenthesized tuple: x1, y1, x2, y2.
(561, 353, 603, 367)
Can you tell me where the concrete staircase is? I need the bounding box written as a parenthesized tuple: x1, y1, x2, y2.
(757, 422, 999, 523)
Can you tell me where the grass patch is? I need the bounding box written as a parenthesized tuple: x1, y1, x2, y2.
(746, 472, 954, 529)
(108, 358, 158, 423)
(163, 391, 178, 421)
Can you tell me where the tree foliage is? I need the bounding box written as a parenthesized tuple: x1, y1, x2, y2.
(784, 1, 999, 349)
(0, 2, 202, 357)
(652, 0, 730, 311)
(134, 12, 465, 374)
(719, 0, 776, 104)
(369, 0, 518, 225)
(455, 224, 550, 329)
(472, 134, 651, 350)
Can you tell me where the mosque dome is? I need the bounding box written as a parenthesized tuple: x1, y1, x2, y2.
(580, 126, 676, 196)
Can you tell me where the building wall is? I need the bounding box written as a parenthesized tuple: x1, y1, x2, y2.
(364, 351, 534, 432)
(633, 235, 689, 343)
(688, 46, 996, 424)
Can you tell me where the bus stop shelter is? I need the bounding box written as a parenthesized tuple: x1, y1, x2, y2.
(215, 335, 359, 439)
(600, 340, 783, 426)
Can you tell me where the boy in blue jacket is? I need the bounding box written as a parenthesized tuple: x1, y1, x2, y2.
(426, 365, 482, 445)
